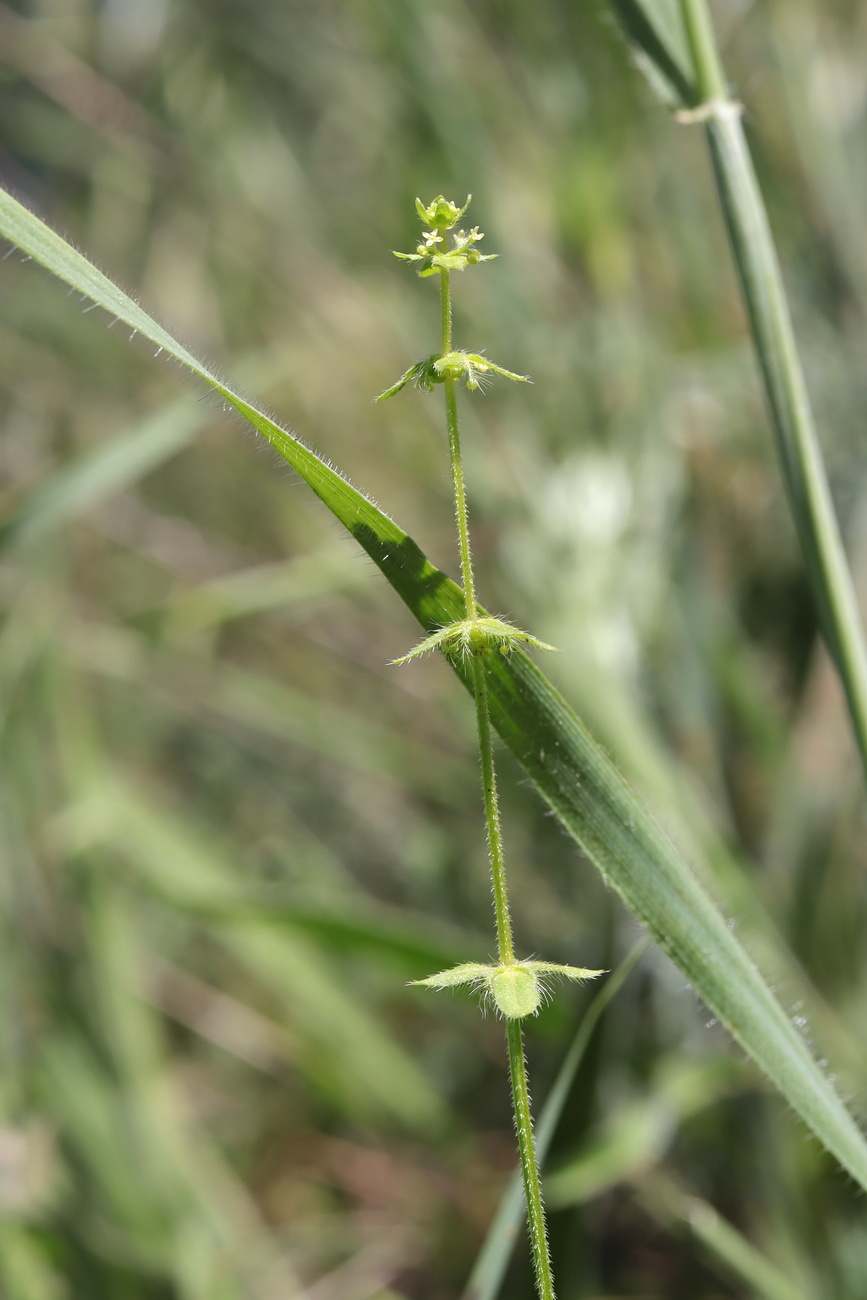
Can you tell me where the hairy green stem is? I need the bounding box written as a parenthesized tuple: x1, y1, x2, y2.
(438, 253, 552, 1296)
(506, 1019, 555, 1300)
(439, 265, 477, 620)
(472, 656, 515, 964)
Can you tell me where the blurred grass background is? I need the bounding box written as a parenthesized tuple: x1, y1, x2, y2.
(2, 0, 867, 1296)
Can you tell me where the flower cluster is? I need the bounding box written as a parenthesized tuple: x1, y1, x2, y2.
(378, 195, 529, 400)
(375, 350, 528, 402)
(391, 615, 557, 665)
(394, 193, 497, 277)
(415, 194, 472, 227)
(411, 959, 605, 1020)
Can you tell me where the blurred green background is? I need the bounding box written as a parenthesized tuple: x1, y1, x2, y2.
(2, 0, 867, 1296)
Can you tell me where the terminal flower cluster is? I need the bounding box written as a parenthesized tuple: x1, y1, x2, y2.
(377, 194, 528, 402)
(393, 194, 497, 277)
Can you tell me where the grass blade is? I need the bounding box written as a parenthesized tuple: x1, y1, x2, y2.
(3, 185, 867, 1190)
(0, 353, 277, 552)
(0, 393, 207, 551)
(702, 106, 867, 775)
(606, 0, 695, 106)
(606, 0, 867, 779)
(635, 1171, 816, 1300)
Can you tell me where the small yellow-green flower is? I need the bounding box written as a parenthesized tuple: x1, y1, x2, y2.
(375, 351, 529, 402)
(415, 194, 472, 228)
(394, 195, 497, 276)
(411, 959, 605, 1019)
(392, 615, 557, 665)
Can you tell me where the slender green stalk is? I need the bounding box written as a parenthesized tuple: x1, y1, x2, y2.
(440, 234, 453, 351)
(676, 0, 867, 778)
(439, 263, 477, 620)
(679, 0, 725, 101)
(437, 260, 511, 957)
(472, 658, 515, 964)
(506, 1020, 555, 1300)
(435, 221, 552, 1298)
(464, 939, 651, 1300)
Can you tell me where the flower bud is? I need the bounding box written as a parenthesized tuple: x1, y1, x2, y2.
(415, 194, 471, 229)
(491, 966, 542, 1019)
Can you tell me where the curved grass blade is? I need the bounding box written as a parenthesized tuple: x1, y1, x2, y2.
(0, 393, 209, 552)
(0, 353, 278, 553)
(2, 185, 867, 1189)
(635, 1171, 816, 1300)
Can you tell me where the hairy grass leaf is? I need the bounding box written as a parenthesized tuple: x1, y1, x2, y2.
(3, 185, 867, 1189)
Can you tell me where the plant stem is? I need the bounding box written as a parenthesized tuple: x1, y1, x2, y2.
(679, 0, 726, 102)
(472, 656, 515, 964)
(678, 0, 867, 779)
(507, 1019, 555, 1300)
(439, 258, 512, 958)
(437, 253, 552, 1297)
(439, 264, 477, 621)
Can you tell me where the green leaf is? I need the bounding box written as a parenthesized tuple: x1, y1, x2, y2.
(374, 358, 428, 401)
(3, 184, 867, 1189)
(606, 0, 696, 107)
(635, 1171, 813, 1300)
(411, 963, 493, 990)
(57, 773, 449, 1132)
(0, 353, 279, 552)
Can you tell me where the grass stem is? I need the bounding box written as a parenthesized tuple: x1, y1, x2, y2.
(679, 0, 867, 780)
(679, 0, 726, 102)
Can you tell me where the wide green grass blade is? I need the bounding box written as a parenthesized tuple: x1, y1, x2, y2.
(3, 185, 867, 1189)
(606, 0, 867, 779)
